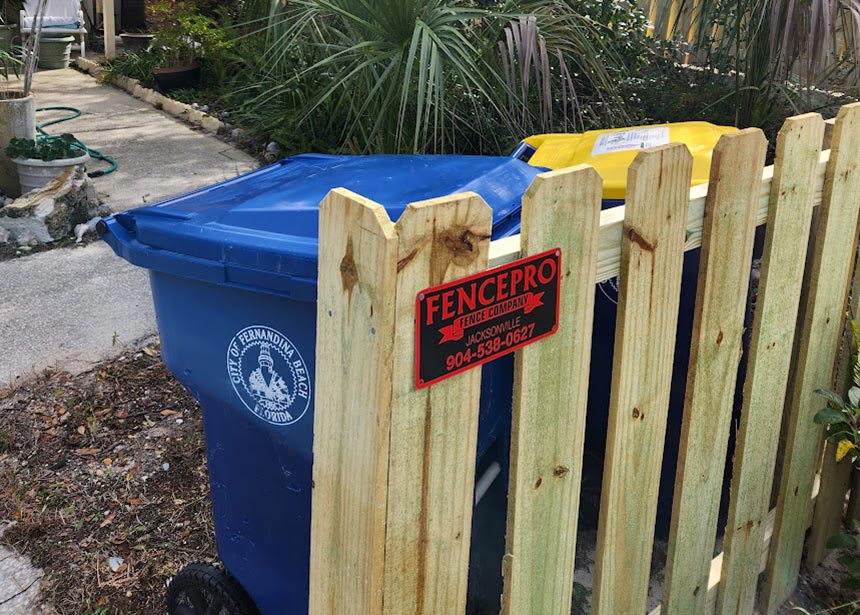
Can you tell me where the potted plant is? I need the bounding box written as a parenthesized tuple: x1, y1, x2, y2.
(148, 1, 225, 91)
(0, 0, 40, 197)
(5, 133, 89, 193)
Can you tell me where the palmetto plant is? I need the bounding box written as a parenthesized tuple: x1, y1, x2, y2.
(234, 0, 627, 154)
(661, 0, 860, 125)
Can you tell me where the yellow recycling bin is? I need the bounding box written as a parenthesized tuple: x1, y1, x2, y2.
(523, 121, 737, 201)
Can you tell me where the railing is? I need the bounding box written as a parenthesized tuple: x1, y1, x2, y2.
(308, 103, 860, 615)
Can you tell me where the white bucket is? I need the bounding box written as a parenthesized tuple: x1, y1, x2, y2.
(14, 153, 90, 194)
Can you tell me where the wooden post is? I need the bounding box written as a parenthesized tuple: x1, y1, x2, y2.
(763, 103, 860, 613)
(716, 114, 825, 615)
(500, 166, 601, 615)
(383, 193, 492, 615)
(592, 144, 692, 615)
(806, 221, 860, 567)
(662, 129, 768, 615)
(310, 190, 491, 615)
(309, 189, 398, 615)
(848, 471, 860, 521)
(102, 0, 116, 59)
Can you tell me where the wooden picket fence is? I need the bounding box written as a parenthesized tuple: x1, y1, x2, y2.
(308, 103, 860, 615)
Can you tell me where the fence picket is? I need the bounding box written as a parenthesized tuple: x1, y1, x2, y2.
(592, 144, 693, 615)
(662, 129, 768, 615)
(382, 193, 493, 615)
(715, 114, 825, 615)
(500, 167, 602, 615)
(309, 189, 399, 615)
(763, 102, 860, 613)
(849, 471, 860, 521)
(806, 238, 860, 566)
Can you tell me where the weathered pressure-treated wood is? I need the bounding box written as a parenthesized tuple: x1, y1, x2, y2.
(500, 167, 602, 615)
(592, 144, 693, 615)
(848, 471, 860, 521)
(806, 234, 860, 567)
(648, 485, 820, 615)
(716, 114, 825, 615)
(763, 103, 860, 614)
(309, 189, 398, 615)
(808, 448, 854, 565)
(383, 193, 492, 615)
(662, 129, 768, 615)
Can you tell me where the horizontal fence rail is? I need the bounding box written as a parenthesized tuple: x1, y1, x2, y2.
(310, 103, 860, 615)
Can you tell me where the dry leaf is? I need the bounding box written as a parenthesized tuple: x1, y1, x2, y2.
(100, 511, 116, 528)
(836, 439, 855, 462)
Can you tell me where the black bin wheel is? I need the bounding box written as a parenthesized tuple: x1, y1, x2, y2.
(166, 562, 259, 615)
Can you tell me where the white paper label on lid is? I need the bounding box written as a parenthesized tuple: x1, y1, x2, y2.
(591, 126, 670, 156)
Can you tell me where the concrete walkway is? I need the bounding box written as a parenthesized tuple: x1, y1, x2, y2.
(29, 68, 256, 213)
(0, 68, 256, 609)
(0, 68, 257, 387)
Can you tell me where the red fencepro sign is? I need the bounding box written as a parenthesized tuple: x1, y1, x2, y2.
(415, 248, 561, 388)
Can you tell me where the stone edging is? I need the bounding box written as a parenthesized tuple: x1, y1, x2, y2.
(75, 57, 239, 137)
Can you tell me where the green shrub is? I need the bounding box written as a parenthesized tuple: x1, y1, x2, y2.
(814, 319, 860, 469)
(102, 50, 164, 88)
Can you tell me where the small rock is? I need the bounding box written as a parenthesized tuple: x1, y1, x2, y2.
(201, 116, 222, 133)
(162, 462, 170, 471)
(34, 198, 55, 220)
(187, 109, 205, 124)
(74, 216, 101, 243)
(0, 225, 9, 244)
(108, 556, 124, 572)
(265, 141, 281, 162)
(231, 127, 244, 141)
(0, 218, 52, 245)
(220, 111, 230, 120)
(199, 104, 209, 113)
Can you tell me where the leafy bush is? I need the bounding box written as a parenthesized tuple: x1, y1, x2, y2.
(102, 51, 165, 88)
(813, 319, 860, 594)
(814, 319, 860, 469)
(5, 134, 83, 161)
(825, 520, 860, 591)
(148, 0, 233, 68)
(223, 0, 650, 155)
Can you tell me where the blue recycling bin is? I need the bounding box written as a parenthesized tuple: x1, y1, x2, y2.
(100, 154, 544, 615)
(102, 150, 748, 615)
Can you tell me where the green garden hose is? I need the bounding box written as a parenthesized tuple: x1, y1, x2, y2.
(35, 106, 117, 177)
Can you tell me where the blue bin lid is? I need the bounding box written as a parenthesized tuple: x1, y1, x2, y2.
(103, 154, 544, 295)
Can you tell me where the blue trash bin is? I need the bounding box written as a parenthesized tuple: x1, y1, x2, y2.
(100, 153, 545, 615)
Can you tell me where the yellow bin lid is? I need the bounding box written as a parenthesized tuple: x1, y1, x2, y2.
(523, 122, 738, 200)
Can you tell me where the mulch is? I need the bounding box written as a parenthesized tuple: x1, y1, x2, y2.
(0, 342, 857, 615)
(0, 343, 215, 615)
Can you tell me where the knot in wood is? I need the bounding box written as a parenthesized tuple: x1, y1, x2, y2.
(340, 237, 358, 294)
